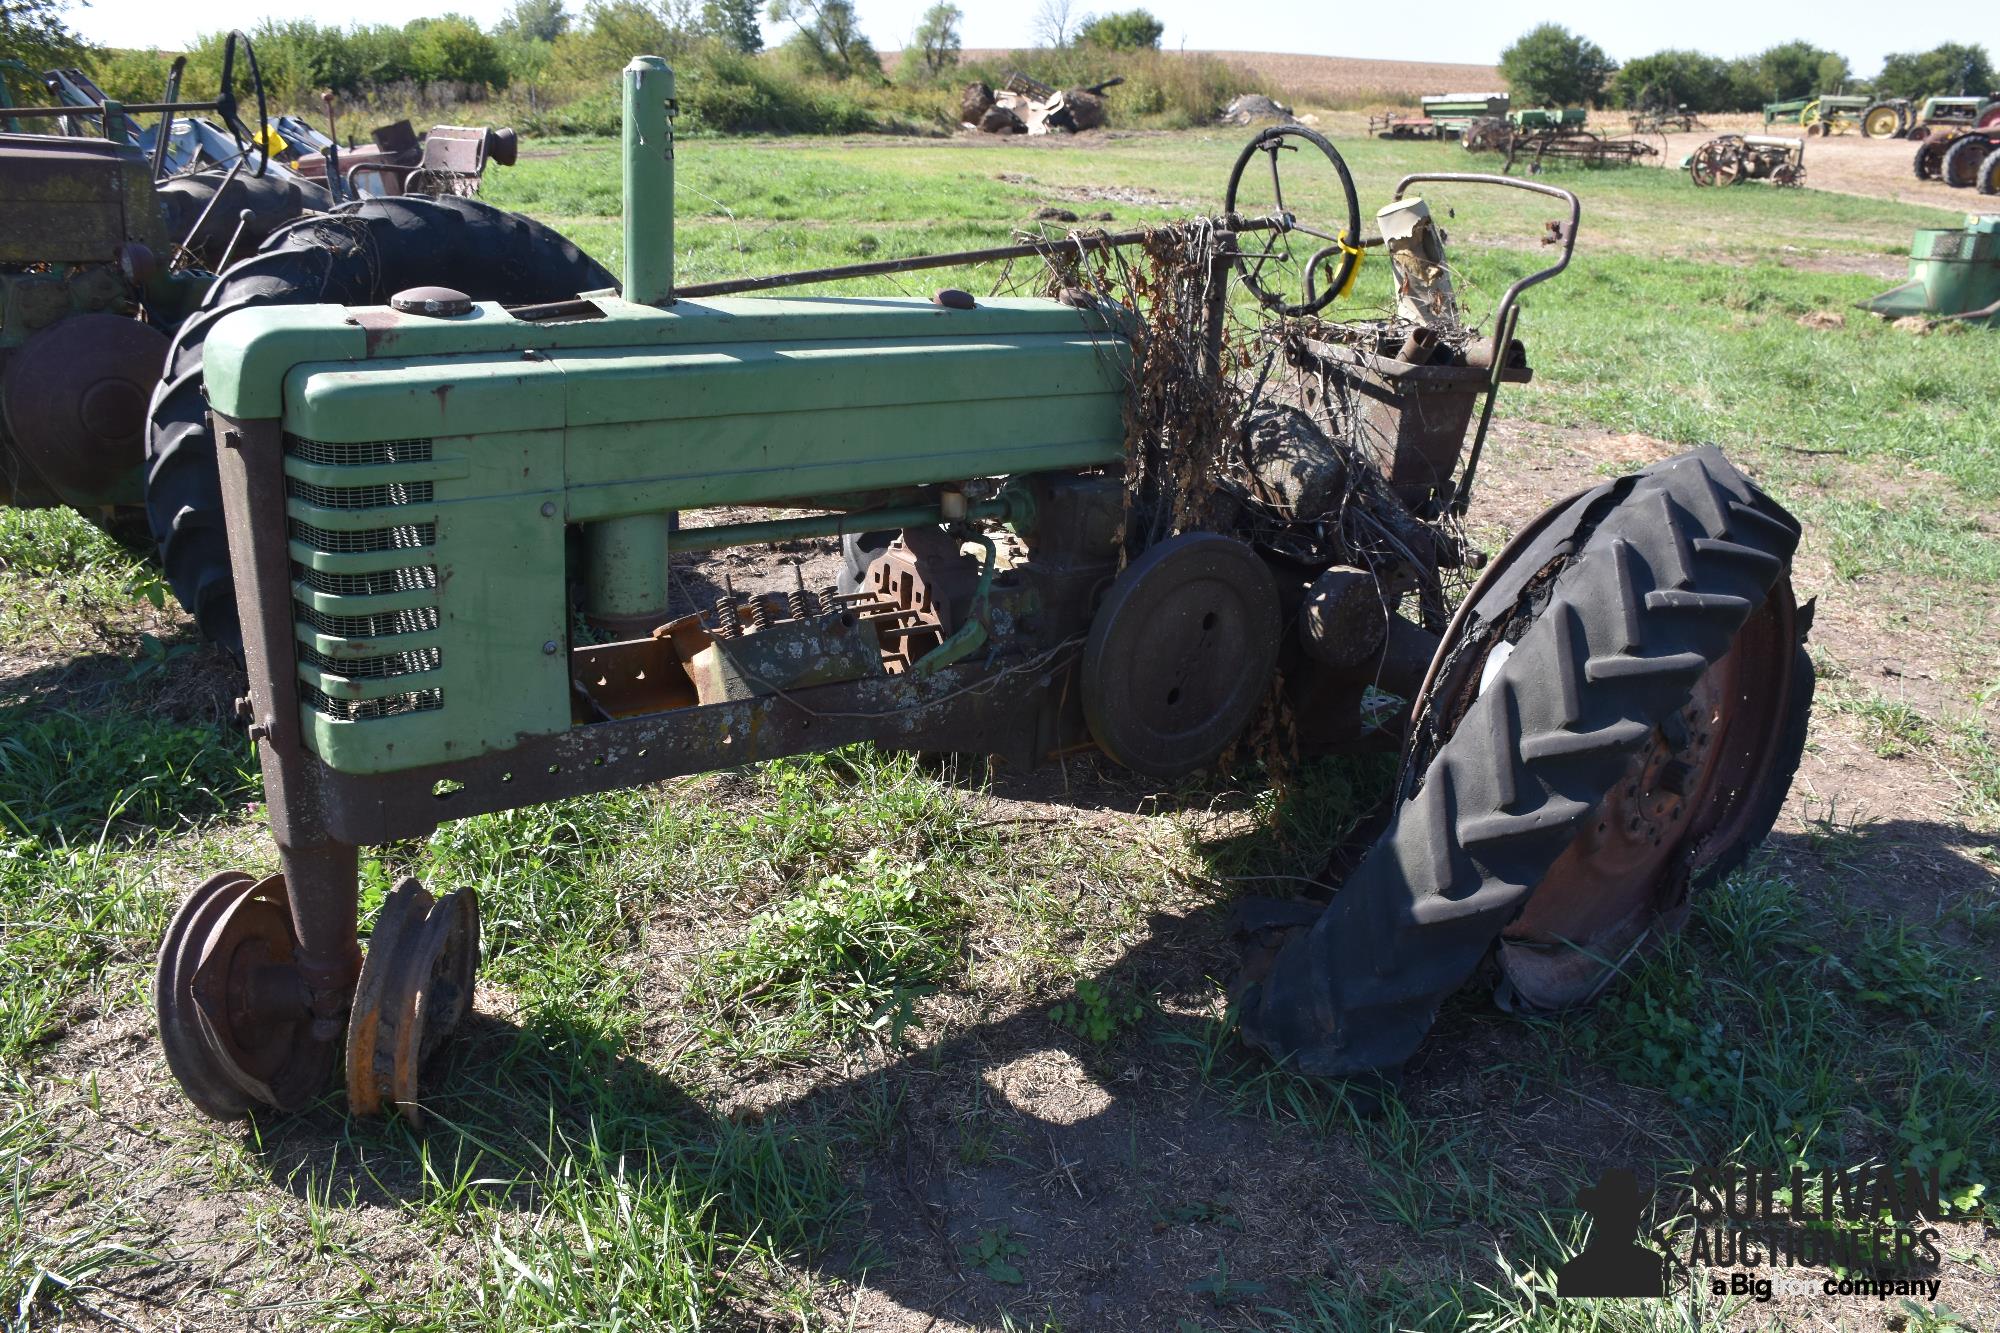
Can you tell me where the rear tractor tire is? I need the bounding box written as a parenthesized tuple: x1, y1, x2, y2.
(1980, 146, 2000, 196)
(1861, 102, 1904, 139)
(144, 195, 614, 659)
(1238, 447, 1811, 1078)
(1942, 134, 1999, 189)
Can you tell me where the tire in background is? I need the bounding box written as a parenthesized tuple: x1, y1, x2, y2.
(1861, 103, 1902, 139)
(144, 195, 614, 659)
(1979, 146, 2000, 196)
(1913, 137, 1950, 181)
(1941, 134, 1997, 189)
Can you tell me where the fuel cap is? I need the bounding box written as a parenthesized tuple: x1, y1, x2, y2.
(390, 286, 474, 317)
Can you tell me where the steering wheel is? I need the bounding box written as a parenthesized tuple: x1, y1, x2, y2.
(1223, 126, 1362, 318)
(215, 30, 269, 178)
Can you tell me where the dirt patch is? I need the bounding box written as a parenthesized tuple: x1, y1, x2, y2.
(995, 171, 1203, 212)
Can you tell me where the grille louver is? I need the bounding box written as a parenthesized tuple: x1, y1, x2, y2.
(286, 433, 447, 723)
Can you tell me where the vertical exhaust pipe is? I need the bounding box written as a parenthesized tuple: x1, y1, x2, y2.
(621, 55, 676, 305)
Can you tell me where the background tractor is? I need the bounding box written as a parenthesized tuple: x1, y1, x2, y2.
(147, 57, 1814, 1123)
(1912, 126, 2000, 190)
(1861, 93, 2000, 139)
(0, 38, 605, 657)
(1688, 134, 1806, 187)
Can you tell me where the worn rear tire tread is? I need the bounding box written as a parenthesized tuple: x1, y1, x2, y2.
(1239, 447, 1803, 1078)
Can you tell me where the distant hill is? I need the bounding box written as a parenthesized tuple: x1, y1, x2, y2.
(880, 49, 1505, 107)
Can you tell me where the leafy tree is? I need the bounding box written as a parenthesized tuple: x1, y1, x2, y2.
(912, 1, 964, 79)
(552, 0, 687, 80)
(767, 0, 879, 80)
(0, 0, 91, 71)
(1499, 24, 1614, 107)
(1606, 49, 1731, 111)
(698, 0, 761, 52)
(406, 14, 508, 87)
(1876, 43, 1995, 99)
(1076, 8, 1161, 51)
(497, 0, 570, 43)
(1752, 40, 1844, 100)
(495, 33, 554, 106)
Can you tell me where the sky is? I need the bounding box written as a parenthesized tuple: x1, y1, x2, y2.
(57, 0, 1998, 81)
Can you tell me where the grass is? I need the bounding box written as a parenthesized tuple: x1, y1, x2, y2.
(3, 129, 1999, 1328)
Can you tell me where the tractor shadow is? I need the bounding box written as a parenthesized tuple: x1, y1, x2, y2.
(227, 790, 1999, 1327)
(235, 896, 1653, 1328)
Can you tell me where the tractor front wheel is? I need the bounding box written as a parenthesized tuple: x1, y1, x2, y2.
(1237, 448, 1810, 1078)
(144, 196, 613, 659)
(1914, 137, 1951, 181)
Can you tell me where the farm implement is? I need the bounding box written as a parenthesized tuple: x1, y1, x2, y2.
(1459, 108, 1658, 172)
(150, 58, 1813, 1120)
(1370, 91, 1509, 141)
(1859, 214, 2000, 326)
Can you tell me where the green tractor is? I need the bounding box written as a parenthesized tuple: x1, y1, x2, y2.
(1861, 93, 2000, 139)
(0, 37, 607, 656)
(146, 57, 1814, 1122)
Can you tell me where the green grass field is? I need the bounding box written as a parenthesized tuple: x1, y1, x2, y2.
(3, 131, 1997, 1330)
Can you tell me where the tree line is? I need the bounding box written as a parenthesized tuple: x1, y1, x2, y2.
(1499, 25, 1995, 112)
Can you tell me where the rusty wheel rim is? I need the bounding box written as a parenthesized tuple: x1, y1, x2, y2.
(346, 879, 480, 1123)
(155, 871, 334, 1118)
(1496, 585, 1800, 1007)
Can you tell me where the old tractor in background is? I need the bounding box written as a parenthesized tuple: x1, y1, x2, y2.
(1859, 214, 2000, 326)
(1688, 134, 1806, 188)
(2, 34, 286, 526)
(147, 56, 1814, 1122)
(1, 38, 591, 655)
(1860, 93, 2000, 140)
(1912, 126, 2000, 193)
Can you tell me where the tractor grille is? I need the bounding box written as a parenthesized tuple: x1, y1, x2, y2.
(299, 682, 443, 721)
(297, 604, 441, 639)
(287, 477, 435, 509)
(285, 433, 446, 726)
(286, 436, 433, 468)
(288, 518, 437, 553)
(297, 641, 443, 680)
(294, 564, 439, 598)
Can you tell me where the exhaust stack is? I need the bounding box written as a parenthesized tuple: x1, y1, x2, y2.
(622, 55, 676, 304)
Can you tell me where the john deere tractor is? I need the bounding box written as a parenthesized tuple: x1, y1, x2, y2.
(146, 57, 1814, 1122)
(0, 36, 608, 656)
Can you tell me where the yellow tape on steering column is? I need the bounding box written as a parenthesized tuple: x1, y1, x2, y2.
(1333, 232, 1364, 300)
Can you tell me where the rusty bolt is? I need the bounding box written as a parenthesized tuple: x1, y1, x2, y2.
(541, 501, 557, 517)
(247, 722, 270, 742)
